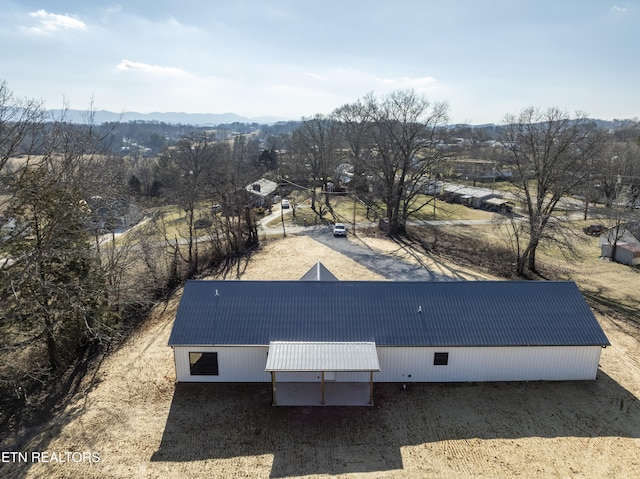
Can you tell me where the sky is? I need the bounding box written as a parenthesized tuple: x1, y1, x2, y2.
(0, 0, 638, 124)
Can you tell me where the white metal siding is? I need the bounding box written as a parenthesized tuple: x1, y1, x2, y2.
(173, 345, 603, 383)
(602, 244, 640, 266)
(375, 346, 603, 382)
(174, 346, 270, 382)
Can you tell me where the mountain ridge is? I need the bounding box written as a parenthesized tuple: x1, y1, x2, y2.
(47, 109, 287, 126)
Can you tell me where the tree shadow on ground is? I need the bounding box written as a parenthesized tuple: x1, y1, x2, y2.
(150, 370, 639, 478)
(391, 235, 492, 281)
(0, 347, 110, 479)
(304, 228, 444, 281)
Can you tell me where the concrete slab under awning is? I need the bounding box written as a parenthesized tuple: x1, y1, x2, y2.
(274, 382, 372, 406)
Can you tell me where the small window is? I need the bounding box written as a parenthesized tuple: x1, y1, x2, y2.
(433, 352, 449, 366)
(189, 352, 219, 375)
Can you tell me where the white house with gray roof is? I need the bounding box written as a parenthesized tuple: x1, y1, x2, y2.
(168, 264, 609, 405)
(599, 221, 640, 266)
(245, 178, 278, 207)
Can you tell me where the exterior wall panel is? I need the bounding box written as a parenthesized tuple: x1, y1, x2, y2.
(174, 346, 270, 382)
(375, 346, 603, 382)
(174, 345, 603, 383)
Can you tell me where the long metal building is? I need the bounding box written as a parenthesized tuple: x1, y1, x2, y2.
(168, 266, 609, 405)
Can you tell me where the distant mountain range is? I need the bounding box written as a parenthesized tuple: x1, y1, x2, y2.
(47, 109, 287, 126)
(46, 109, 634, 130)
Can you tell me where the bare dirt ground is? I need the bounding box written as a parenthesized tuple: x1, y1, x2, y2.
(2, 234, 640, 478)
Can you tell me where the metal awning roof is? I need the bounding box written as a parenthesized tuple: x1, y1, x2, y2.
(484, 197, 509, 206)
(265, 341, 380, 372)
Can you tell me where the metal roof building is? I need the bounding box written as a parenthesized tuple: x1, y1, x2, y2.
(169, 280, 609, 347)
(168, 268, 609, 405)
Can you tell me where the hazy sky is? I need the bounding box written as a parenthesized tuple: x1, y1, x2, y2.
(1, 1, 637, 123)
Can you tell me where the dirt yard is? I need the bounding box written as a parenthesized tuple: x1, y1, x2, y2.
(2, 235, 639, 478)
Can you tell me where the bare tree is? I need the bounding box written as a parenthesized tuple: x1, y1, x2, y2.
(499, 107, 606, 275)
(207, 142, 259, 255)
(0, 80, 47, 173)
(334, 90, 449, 235)
(159, 134, 218, 277)
(290, 114, 341, 217)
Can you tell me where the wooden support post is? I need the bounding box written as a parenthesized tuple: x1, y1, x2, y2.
(321, 371, 325, 405)
(369, 371, 374, 405)
(271, 371, 277, 405)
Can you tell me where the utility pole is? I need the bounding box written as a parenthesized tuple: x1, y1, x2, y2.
(278, 179, 286, 237)
(280, 199, 286, 237)
(353, 193, 357, 236)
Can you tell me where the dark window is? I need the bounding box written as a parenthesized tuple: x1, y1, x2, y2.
(434, 352, 449, 366)
(189, 352, 219, 375)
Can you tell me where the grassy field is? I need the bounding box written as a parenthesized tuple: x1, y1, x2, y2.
(268, 195, 497, 229)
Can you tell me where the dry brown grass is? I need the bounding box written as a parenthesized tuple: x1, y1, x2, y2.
(2, 233, 639, 479)
(231, 235, 387, 281)
(538, 234, 640, 312)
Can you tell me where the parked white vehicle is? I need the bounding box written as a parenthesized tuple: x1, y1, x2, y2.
(333, 223, 346, 237)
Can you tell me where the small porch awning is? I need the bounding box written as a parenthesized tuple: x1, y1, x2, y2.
(265, 341, 380, 372)
(266, 342, 380, 406)
(484, 197, 509, 206)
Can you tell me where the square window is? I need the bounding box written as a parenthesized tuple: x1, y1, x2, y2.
(189, 352, 219, 375)
(434, 352, 449, 366)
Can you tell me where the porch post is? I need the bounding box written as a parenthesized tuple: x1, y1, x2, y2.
(369, 371, 374, 405)
(321, 371, 325, 405)
(271, 371, 277, 405)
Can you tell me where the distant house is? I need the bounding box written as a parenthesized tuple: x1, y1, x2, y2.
(0, 217, 16, 240)
(0, 216, 15, 231)
(600, 221, 640, 266)
(335, 163, 354, 185)
(245, 178, 279, 207)
(441, 183, 512, 212)
(420, 180, 443, 196)
(168, 263, 609, 406)
(86, 196, 143, 231)
(605, 243, 640, 266)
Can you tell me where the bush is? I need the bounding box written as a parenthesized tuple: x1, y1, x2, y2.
(194, 218, 212, 229)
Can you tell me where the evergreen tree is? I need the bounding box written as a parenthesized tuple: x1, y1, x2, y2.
(3, 166, 116, 370)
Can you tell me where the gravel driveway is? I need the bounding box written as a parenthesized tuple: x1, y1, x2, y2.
(304, 226, 455, 281)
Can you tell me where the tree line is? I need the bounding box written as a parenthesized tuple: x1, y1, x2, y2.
(0, 81, 264, 413)
(280, 94, 639, 277)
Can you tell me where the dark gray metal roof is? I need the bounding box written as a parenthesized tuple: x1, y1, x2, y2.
(168, 280, 610, 348)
